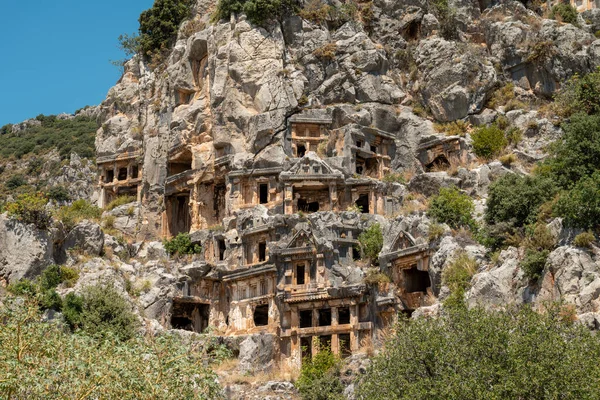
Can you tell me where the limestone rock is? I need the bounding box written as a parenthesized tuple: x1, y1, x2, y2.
(63, 220, 104, 256)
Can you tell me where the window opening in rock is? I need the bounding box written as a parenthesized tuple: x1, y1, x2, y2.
(296, 264, 306, 285)
(297, 144, 306, 158)
(170, 302, 209, 333)
(298, 198, 320, 213)
(259, 183, 268, 204)
(105, 169, 114, 183)
(318, 335, 332, 351)
(301, 336, 312, 360)
(118, 167, 128, 181)
(339, 333, 351, 358)
(339, 246, 347, 260)
(355, 194, 369, 214)
(370, 144, 377, 153)
(131, 165, 139, 179)
(356, 140, 363, 148)
(403, 266, 431, 293)
(254, 304, 269, 326)
(258, 242, 266, 262)
(352, 246, 361, 261)
(318, 308, 332, 326)
(299, 310, 313, 328)
(218, 239, 226, 261)
(338, 307, 350, 325)
(426, 155, 450, 172)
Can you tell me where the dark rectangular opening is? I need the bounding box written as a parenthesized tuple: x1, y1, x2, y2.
(296, 264, 306, 285)
(131, 165, 139, 179)
(356, 140, 363, 148)
(339, 246, 347, 260)
(339, 333, 351, 358)
(105, 169, 114, 183)
(298, 198, 320, 213)
(355, 194, 369, 214)
(352, 246, 361, 261)
(297, 144, 306, 158)
(403, 266, 431, 293)
(301, 336, 312, 360)
(218, 239, 226, 261)
(356, 163, 364, 175)
(299, 310, 313, 328)
(253, 304, 269, 326)
(118, 167, 128, 181)
(318, 308, 332, 326)
(258, 242, 266, 262)
(338, 307, 350, 325)
(318, 335, 332, 351)
(259, 183, 269, 204)
(168, 194, 190, 236)
(370, 144, 377, 153)
(171, 301, 209, 333)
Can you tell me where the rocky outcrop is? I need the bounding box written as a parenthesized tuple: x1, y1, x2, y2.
(63, 220, 105, 256)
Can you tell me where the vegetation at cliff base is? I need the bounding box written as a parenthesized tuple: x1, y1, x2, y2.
(164, 232, 203, 256)
(357, 305, 600, 400)
(297, 346, 344, 400)
(358, 223, 383, 263)
(0, 297, 223, 399)
(427, 186, 475, 230)
(0, 114, 97, 160)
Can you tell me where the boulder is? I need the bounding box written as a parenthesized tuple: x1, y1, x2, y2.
(63, 220, 104, 256)
(238, 333, 278, 373)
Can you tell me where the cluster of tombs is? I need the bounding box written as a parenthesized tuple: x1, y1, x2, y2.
(96, 110, 467, 367)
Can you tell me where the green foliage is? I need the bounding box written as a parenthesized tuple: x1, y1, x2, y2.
(357, 305, 600, 399)
(358, 223, 383, 263)
(76, 283, 139, 341)
(486, 82, 515, 109)
(485, 174, 557, 227)
(298, 0, 330, 24)
(550, 3, 579, 25)
(5, 174, 26, 190)
(545, 113, 600, 189)
(0, 115, 97, 160)
(55, 199, 102, 230)
(554, 171, 600, 229)
(363, 269, 391, 286)
(427, 187, 475, 230)
(297, 346, 344, 400)
(519, 223, 555, 280)
(164, 232, 202, 256)
(213, 0, 297, 26)
(0, 298, 223, 399)
(573, 231, 596, 248)
(433, 120, 469, 137)
(470, 124, 507, 159)
(555, 68, 600, 117)
(46, 185, 70, 202)
(7, 279, 37, 296)
(382, 172, 406, 183)
(520, 249, 549, 280)
(5, 192, 52, 229)
(429, 0, 458, 40)
(428, 222, 446, 241)
(138, 0, 193, 59)
(106, 194, 137, 210)
(442, 250, 477, 307)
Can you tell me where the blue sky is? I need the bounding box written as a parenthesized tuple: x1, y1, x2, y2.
(0, 0, 153, 126)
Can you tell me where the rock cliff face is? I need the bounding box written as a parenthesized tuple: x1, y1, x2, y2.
(85, 0, 600, 374)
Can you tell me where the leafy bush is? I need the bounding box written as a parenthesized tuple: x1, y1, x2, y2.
(430, 0, 459, 40)
(0, 298, 222, 398)
(7, 279, 37, 296)
(298, 0, 330, 24)
(427, 187, 475, 230)
(486, 82, 515, 109)
(550, 3, 578, 25)
(213, 0, 297, 26)
(55, 199, 102, 230)
(573, 231, 595, 248)
(485, 174, 557, 227)
(106, 194, 137, 210)
(554, 171, 600, 229)
(555, 68, 600, 117)
(164, 232, 202, 256)
(46, 185, 70, 202)
(428, 222, 446, 241)
(137, 0, 193, 59)
(5, 174, 26, 190)
(40, 264, 79, 290)
(520, 249, 549, 280)
(357, 305, 600, 399)
(442, 250, 477, 307)
(296, 346, 344, 400)
(544, 113, 600, 188)
(5, 193, 51, 229)
(519, 223, 555, 280)
(358, 223, 383, 263)
(0, 115, 97, 160)
(470, 124, 507, 159)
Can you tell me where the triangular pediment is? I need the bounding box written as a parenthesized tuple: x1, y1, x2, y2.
(391, 230, 416, 252)
(286, 228, 316, 249)
(284, 152, 342, 178)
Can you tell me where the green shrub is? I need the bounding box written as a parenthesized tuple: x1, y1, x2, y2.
(428, 222, 446, 241)
(296, 346, 344, 400)
(138, 0, 193, 59)
(63, 292, 84, 330)
(0, 115, 97, 160)
(5, 193, 52, 229)
(39, 289, 63, 311)
(364, 269, 391, 286)
(164, 232, 202, 256)
(357, 305, 600, 399)
(75, 283, 139, 341)
(573, 231, 595, 248)
(298, 0, 330, 24)
(471, 124, 507, 159)
(550, 3, 578, 25)
(520, 249, 549, 280)
(486, 82, 515, 109)
(55, 199, 102, 230)
(0, 298, 222, 398)
(358, 223, 383, 264)
(430, 0, 459, 41)
(213, 0, 297, 26)
(46, 185, 70, 202)
(40, 264, 80, 290)
(5, 174, 26, 190)
(427, 187, 475, 230)
(7, 279, 37, 296)
(505, 126, 523, 145)
(554, 171, 600, 229)
(442, 250, 477, 307)
(381, 172, 405, 183)
(544, 114, 600, 189)
(106, 195, 137, 211)
(485, 174, 557, 227)
(555, 68, 600, 117)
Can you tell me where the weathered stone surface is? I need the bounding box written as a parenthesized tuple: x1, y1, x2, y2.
(63, 220, 104, 256)
(238, 334, 278, 373)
